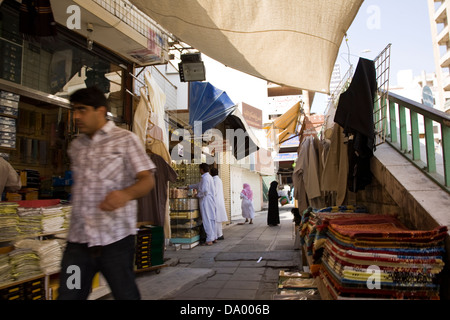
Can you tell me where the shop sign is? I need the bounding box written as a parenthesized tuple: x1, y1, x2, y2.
(242, 102, 262, 129)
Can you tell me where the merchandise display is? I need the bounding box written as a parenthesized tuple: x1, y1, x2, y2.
(135, 225, 165, 271)
(169, 187, 201, 248)
(273, 270, 321, 300)
(298, 206, 448, 300)
(0, 200, 70, 300)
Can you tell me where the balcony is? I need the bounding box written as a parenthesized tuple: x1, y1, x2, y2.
(437, 24, 450, 45)
(435, 2, 447, 24)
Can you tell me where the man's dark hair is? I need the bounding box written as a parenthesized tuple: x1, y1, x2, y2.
(70, 86, 109, 110)
(199, 163, 210, 173)
(210, 167, 218, 176)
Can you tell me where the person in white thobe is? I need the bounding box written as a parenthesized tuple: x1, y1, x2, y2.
(210, 168, 228, 240)
(189, 163, 216, 245)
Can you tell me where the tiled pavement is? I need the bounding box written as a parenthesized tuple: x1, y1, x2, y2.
(133, 204, 303, 300)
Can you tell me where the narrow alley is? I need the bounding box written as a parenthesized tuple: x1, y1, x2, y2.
(128, 204, 318, 300)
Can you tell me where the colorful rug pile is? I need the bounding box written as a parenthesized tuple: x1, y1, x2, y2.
(319, 214, 448, 300)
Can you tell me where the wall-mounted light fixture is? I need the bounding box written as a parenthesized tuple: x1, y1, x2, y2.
(178, 52, 206, 82)
(87, 23, 94, 51)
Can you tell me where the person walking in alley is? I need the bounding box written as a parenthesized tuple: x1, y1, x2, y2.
(210, 167, 228, 240)
(240, 183, 255, 224)
(267, 181, 280, 226)
(189, 163, 216, 245)
(58, 86, 155, 300)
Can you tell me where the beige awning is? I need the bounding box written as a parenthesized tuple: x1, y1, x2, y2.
(129, 0, 363, 93)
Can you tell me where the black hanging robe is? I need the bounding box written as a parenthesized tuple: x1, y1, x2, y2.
(334, 58, 377, 192)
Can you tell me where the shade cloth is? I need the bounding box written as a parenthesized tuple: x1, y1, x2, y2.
(130, 0, 364, 93)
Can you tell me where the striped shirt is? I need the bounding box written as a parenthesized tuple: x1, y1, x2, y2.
(67, 121, 155, 247)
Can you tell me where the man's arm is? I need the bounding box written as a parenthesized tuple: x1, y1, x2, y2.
(99, 170, 155, 211)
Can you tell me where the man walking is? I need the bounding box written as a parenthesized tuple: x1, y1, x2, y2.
(58, 87, 155, 300)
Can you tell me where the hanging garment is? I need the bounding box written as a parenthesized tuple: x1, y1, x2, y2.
(132, 87, 151, 147)
(137, 154, 177, 236)
(146, 138, 171, 164)
(321, 124, 349, 205)
(144, 71, 168, 146)
(334, 57, 377, 192)
(297, 136, 323, 208)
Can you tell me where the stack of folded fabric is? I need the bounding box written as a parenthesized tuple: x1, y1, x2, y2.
(319, 214, 448, 300)
(299, 206, 369, 263)
(14, 239, 62, 275)
(16, 206, 42, 235)
(41, 205, 66, 233)
(0, 253, 14, 285)
(0, 202, 19, 241)
(8, 248, 41, 281)
(61, 204, 72, 230)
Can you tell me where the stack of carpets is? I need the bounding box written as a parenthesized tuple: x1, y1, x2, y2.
(299, 206, 369, 264)
(319, 214, 448, 300)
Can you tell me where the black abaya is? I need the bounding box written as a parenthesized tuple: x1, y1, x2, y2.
(267, 181, 280, 226)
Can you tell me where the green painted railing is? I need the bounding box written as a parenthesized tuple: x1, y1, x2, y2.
(375, 91, 450, 193)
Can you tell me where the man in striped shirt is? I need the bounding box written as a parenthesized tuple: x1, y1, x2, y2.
(58, 87, 155, 300)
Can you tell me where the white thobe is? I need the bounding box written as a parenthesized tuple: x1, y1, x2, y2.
(213, 176, 228, 238)
(190, 172, 216, 242)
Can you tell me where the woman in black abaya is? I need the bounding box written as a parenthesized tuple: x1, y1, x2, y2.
(267, 181, 280, 226)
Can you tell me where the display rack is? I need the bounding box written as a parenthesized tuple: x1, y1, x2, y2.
(134, 225, 167, 273)
(169, 197, 201, 249)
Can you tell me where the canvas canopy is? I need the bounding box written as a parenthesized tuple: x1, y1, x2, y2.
(130, 0, 363, 93)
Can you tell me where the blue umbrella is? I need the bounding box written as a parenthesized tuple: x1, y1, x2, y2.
(189, 82, 236, 133)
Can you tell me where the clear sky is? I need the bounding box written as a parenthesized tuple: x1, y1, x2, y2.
(311, 0, 436, 114)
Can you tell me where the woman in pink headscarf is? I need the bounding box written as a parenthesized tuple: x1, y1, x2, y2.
(240, 183, 255, 224)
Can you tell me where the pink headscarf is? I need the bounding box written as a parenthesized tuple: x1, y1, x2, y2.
(241, 183, 253, 200)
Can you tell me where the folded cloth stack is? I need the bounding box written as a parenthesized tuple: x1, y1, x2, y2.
(8, 248, 41, 281)
(319, 214, 448, 300)
(41, 205, 66, 233)
(14, 239, 63, 275)
(299, 206, 369, 263)
(16, 207, 42, 235)
(61, 205, 72, 230)
(0, 254, 14, 286)
(0, 202, 19, 241)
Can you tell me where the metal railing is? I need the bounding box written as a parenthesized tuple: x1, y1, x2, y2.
(376, 90, 450, 193)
